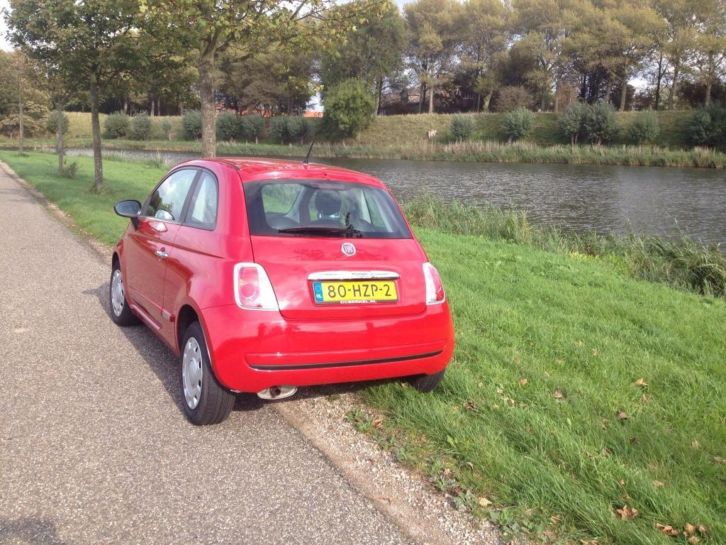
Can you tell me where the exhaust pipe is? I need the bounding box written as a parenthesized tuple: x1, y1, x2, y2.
(257, 385, 298, 401)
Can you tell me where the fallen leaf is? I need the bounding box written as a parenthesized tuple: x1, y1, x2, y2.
(518, 378, 528, 386)
(616, 410, 630, 422)
(615, 505, 639, 520)
(478, 496, 492, 507)
(713, 456, 725, 465)
(653, 480, 665, 488)
(550, 515, 561, 525)
(463, 400, 477, 411)
(684, 523, 696, 536)
(687, 537, 700, 545)
(553, 389, 565, 400)
(634, 378, 648, 388)
(691, 440, 700, 449)
(372, 417, 384, 428)
(697, 525, 708, 535)
(656, 523, 680, 537)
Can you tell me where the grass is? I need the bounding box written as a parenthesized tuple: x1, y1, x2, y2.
(1, 151, 724, 545)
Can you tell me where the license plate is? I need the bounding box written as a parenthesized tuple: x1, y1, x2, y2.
(312, 280, 398, 304)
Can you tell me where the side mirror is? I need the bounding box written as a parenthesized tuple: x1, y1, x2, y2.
(114, 199, 142, 229)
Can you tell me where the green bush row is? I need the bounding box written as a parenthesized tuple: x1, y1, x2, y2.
(445, 106, 726, 149)
(104, 112, 173, 141)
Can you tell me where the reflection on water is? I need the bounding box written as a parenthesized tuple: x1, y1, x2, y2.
(69, 149, 726, 246)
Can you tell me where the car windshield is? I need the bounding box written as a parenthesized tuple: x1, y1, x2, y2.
(243, 180, 412, 239)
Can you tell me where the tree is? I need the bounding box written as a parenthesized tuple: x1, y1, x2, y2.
(689, 2, 726, 106)
(8, 0, 144, 192)
(320, 0, 406, 114)
(405, 0, 463, 113)
(513, 0, 578, 112)
(458, 0, 508, 112)
(654, 0, 698, 110)
(145, 0, 382, 157)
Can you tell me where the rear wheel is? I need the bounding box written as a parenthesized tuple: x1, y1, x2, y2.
(181, 321, 235, 425)
(109, 262, 139, 326)
(408, 370, 445, 393)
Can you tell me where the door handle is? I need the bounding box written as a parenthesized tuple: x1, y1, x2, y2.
(155, 249, 168, 259)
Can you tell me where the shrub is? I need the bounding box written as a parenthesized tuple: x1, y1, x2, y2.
(560, 102, 589, 145)
(491, 86, 533, 113)
(240, 115, 264, 143)
(182, 110, 202, 140)
(129, 113, 152, 140)
(583, 102, 618, 145)
(322, 79, 375, 138)
(46, 110, 69, 135)
(501, 108, 534, 142)
(104, 112, 129, 139)
(269, 116, 288, 144)
(161, 119, 173, 140)
(303, 117, 321, 142)
(688, 107, 726, 149)
(59, 161, 78, 179)
(628, 111, 660, 144)
(216, 111, 241, 142)
(286, 116, 305, 144)
(450, 115, 475, 141)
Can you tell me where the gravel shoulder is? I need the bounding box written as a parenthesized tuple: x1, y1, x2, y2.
(0, 161, 500, 545)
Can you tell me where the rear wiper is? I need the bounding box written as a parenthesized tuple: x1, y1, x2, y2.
(277, 225, 363, 238)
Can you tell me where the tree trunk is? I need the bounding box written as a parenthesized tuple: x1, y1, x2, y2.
(654, 52, 664, 110)
(375, 78, 383, 115)
(55, 103, 65, 174)
(150, 94, 156, 116)
(18, 86, 24, 155)
(669, 60, 680, 110)
(419, 81, 425, 114)
(705, 79, 712, 106)
(198, 52, 217, 157)
(90, 77, 104, 192)
(619, 77, 628, 111)
(428, 82, 434, 114)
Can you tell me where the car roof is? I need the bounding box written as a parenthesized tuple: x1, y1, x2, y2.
(177, 157, 386, 188)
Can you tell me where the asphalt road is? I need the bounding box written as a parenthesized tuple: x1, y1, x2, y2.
(0, 168, 412, 545)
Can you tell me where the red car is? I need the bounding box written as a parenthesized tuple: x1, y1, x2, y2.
(111, 158, 454, 425)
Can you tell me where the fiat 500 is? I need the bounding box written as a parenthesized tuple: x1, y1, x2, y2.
(111, 158, 454, 425)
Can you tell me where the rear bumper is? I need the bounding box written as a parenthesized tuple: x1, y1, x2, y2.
(201, 303, 455, 392)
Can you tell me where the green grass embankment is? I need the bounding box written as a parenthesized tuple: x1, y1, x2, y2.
(0, 151, 724, 545)
(2, 110, 725, 168)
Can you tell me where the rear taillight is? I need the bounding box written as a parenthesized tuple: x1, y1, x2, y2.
(423, 262, 445, 305)
(233, 263, 279, 311)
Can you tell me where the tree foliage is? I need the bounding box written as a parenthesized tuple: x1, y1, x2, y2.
(450, 115, 475, 141)
(501, 108, 534, 142)
(322, 79, 376, 138)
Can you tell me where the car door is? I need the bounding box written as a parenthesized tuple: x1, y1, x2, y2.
(124, 168, 198, 330)
(163, 170, 220, 332)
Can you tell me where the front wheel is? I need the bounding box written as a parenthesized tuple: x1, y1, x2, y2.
(408, 370, 445, 393)
(181, 321, 235, 425)
(109, 263, 139, 326)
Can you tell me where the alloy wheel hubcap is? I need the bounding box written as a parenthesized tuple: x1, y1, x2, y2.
(111, 269, 125, 317)
(182, 337, 203, 410)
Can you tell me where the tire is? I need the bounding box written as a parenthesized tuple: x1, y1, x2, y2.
(408, 370, 446, 393)
(109, 262, 140, 326)
(180, 321, 235, 425)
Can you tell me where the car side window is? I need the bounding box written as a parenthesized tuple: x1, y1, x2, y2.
(143, 169, 197, 222)
(186, 171, 218, 229)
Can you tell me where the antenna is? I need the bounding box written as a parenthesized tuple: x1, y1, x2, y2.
(303, 137, 315, 165)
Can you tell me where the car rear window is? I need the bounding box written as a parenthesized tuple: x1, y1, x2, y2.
(243, 180, 412, 239)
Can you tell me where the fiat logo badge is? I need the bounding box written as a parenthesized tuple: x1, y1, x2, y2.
(341, 242, 356, 257)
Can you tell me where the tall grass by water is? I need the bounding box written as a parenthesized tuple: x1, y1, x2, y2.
(404, 196, 726, 298)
